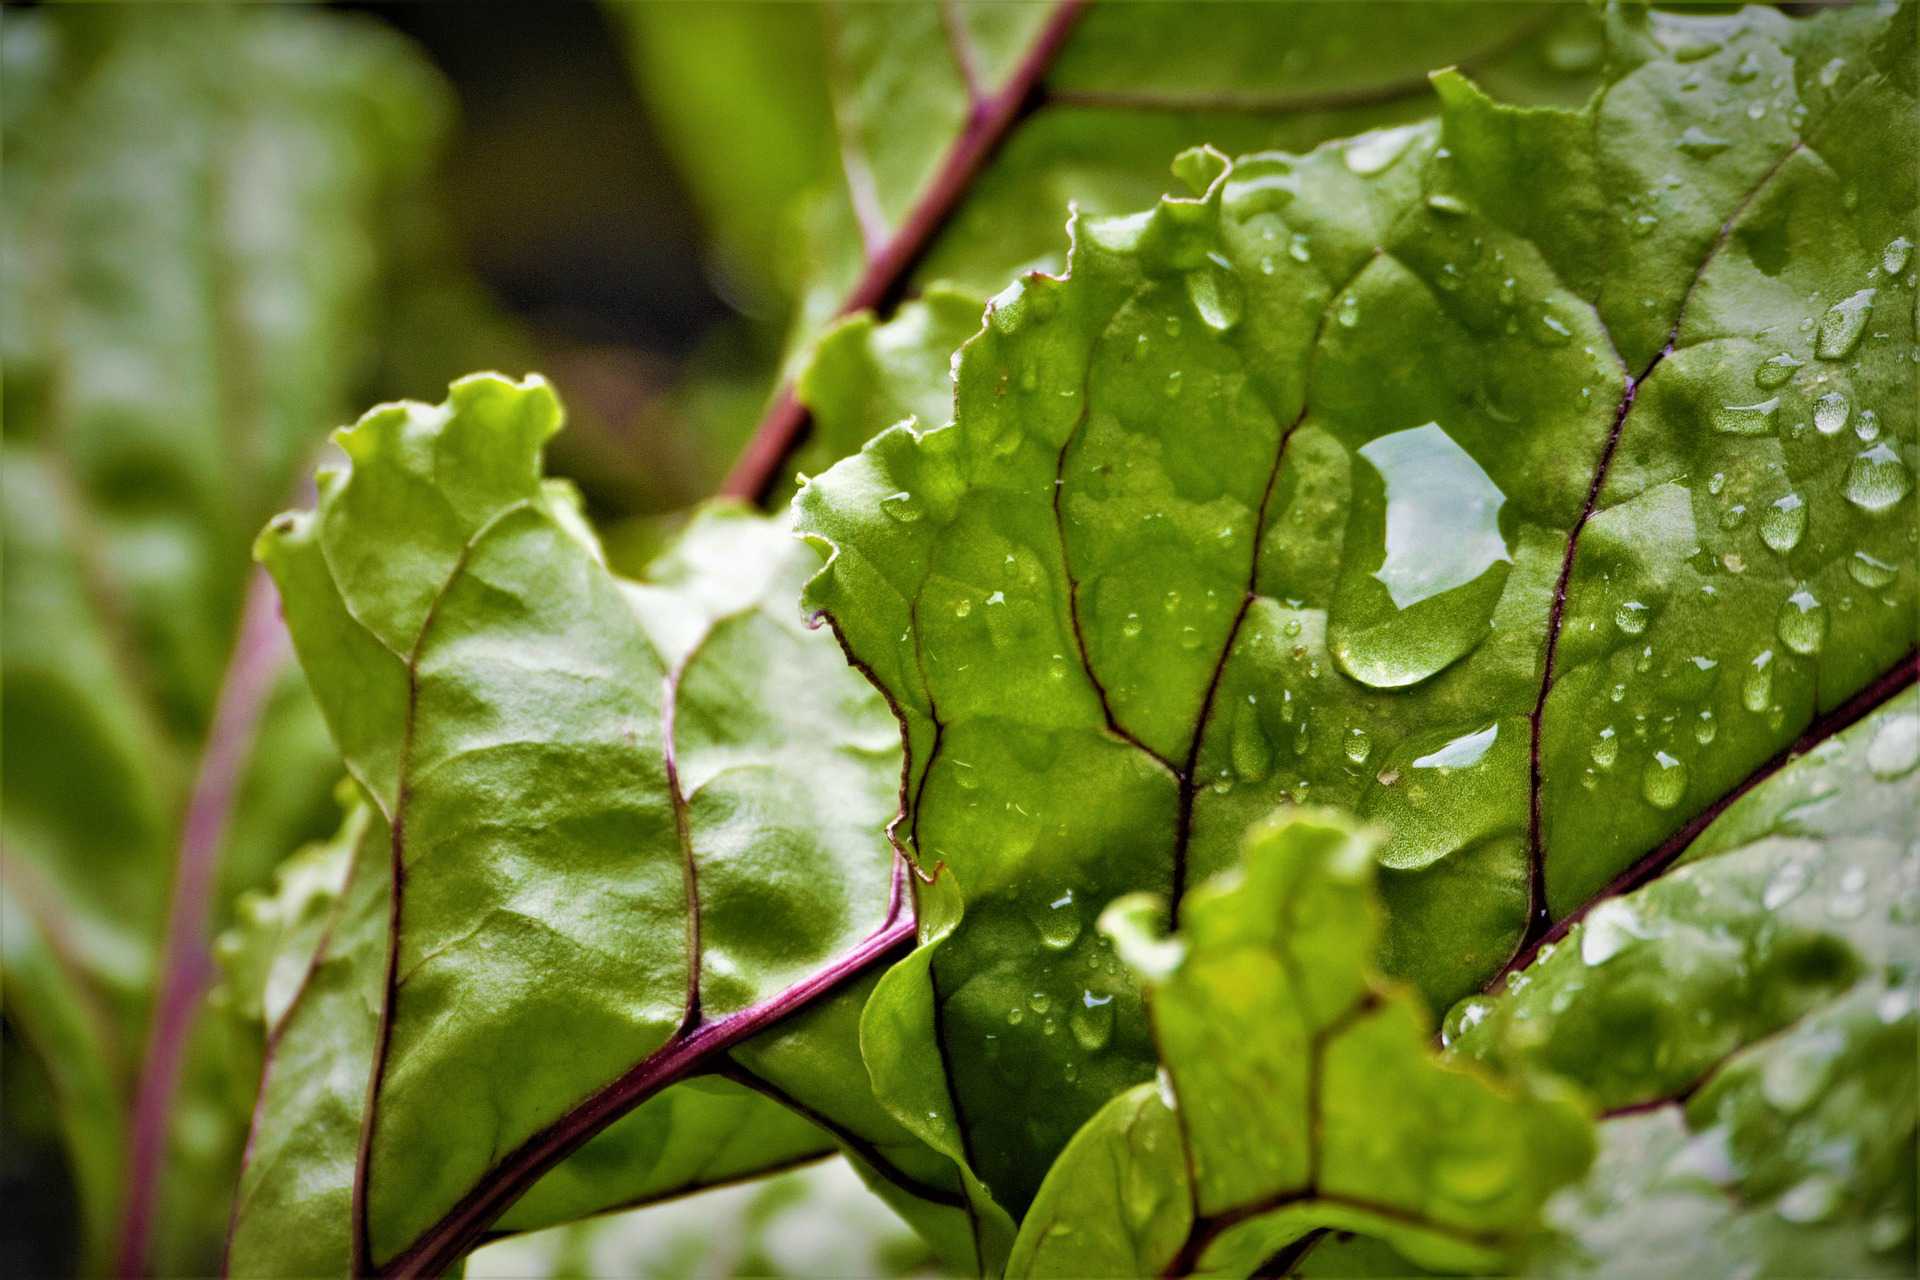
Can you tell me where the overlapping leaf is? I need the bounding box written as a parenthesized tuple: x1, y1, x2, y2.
(245, 375, 962, 1273)
(1007, 810, 1591, 1278)
(795, 0, 1915, 1221)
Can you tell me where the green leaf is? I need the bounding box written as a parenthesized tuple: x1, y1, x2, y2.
(1447, 689, 1918, 1277)
(249, 375, 918, 1272)
(662, 0, 1604, 500)
(1006, 810, 1591, 1278)
(0, 5, 448, 1270)
(795, 0, 1914, 1221)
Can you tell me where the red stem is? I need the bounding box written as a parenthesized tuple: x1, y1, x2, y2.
(117, 569, 288, 1277)
(719, 0, 1089, 503)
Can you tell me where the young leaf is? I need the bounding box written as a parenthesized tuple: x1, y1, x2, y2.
(251, 376, 918, 1273)
(1448, 690, 1919, 1277)
(795, 0, 1915, 1216)
(1006, 810, 1591, 1277)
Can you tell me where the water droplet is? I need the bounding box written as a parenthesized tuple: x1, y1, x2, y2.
(1287, 232, 1311, 263)
(1844, 442, 1911, 512)
(1121, 612, 1142, 639)
(1763, 858, 1809, 909)
(1178, 625, 1202, 651)
(1776, 587, 1828, 656)
(1759, 492, 1806, 553)
(1814, 391, 1850, 435)
(1007, 1007, 1024, 1026)
(1069, 991, 1114, 1052)
(880, 491, 921, 522)
(1867, 713, 1919, 779)
(1676, 125, 1731, 158)
(1729, 50, 1762, 83)
(1344, 727, 1372, 765)
(1537, 311, 1573, 345)
(1885, 235, 1915, 275)
(1591, 726, 1619, 769)
(1713, 396, 1780, 436)
(1753, 352, 1801, 388)
(1815, 288, 1875, 359)
(1031, 891, 1083, 950)
(1336, 292, 1361, 329)
(1426, 192, 1469, 216)
(1742, 650, 1775, 713)
(1163, 370, 1183, 399)
(1848, 550, 1897, 588)
(1614, 600, 1651, 635)
(1693, 710, 1718, 745)
(1441, 995, 1494, 1047)
(1854, 408, 1880, 442)
(1231, 701, 1272, 782)
(1581, 899, 1643, 965)
(1641, 750, 1689, 809)
(1028, 991, 1052, 1015)
(1777, 1174, 1842, 1225)
(1186, 256, 1244, 333)
(1344, 124, 1419, 175)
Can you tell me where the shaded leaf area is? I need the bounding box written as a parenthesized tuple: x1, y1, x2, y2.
(467, 1158, 942, 1280)
(0, 5, 446, 1271)
(1005, 810, 1590, 1278)
(246, 375, 980, 1273)
(795, 1, 1915, 1217)
(1439, 687, 1919, 1279)
(614, 0, 1606, 499)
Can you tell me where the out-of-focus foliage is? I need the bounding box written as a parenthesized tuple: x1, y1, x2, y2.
(1, 4, 449, 1272)
(467, 1158, 943, 1280)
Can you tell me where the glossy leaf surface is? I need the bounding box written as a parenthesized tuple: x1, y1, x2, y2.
(1007, 810, 1591, 1278)
(249, 376, 912, 1271)
(795, 0, 1915, 1218)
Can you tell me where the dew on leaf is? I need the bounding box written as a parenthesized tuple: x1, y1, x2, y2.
(1641, 750, 1689, 809)
(1343, 727, 1372, 765)
(1729, 50, 1762, 83)
(1069, 991, 1114, 1052)
(1186, 256, 1244, 333)
(1813, 390, 1850, 435)
(1776, 587, 1828, 656)
(1885, 235, 1914, 275)
(1712, 396, 1779, 435)
(1854, 408, 1880, 442)
(1426, 192, 1469, 216)
(1440, 995, 1494, 1047)
(1344, 124, 1419, 175)
(1753, 351, 1801, 388)
(1866, 713, 1919, 779)
(1815, 288, 1875, 359)
(880, 491, 921, 523)
(1676, 125, 1731, 159)
(1591, 726, 1619, 769)
(1614, 600, 1651, 635)
(1028, 991, 1052, 1014)
(1231, 701, 1272, 782)
(1848, 550, 1897, 588)
(1759, 492, 1806, 553)
(1288, 232, 1311, 263)
(1336, 293, 1361, 328)
(1843, 442, 1911, 512)
(1580, 898, 1643, 966)
(1031, 890, 1083, 950)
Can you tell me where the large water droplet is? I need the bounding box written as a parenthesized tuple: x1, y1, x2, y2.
(1776, 587, 1828, 655)
(1676, 125, 1731, 158)
(1441, 995, 1495, 1047)
(880, 491, 921, 523)
(1330, 424, 1513, 688)
(1186, 254, 1244, 333)
(1031, 890, 1083, 950)
(1069, 991, 1115, 1052)
(1743, 650, 1775, 713)
(1867, 713, 1919, 779)
(1759, 493, 1806, 553)
(1844, 442, 1912, 512)
(1885, 235, 1914, 275)
(1231, 701, 1272, 782)
(1754, 352, 1801, 388)
(1343, 727, 1373, 765)
(1344, 124, 1420, 175)
(1815, 288, 1875, 359)
(1641, 750, 1689, 809)
(1848, 549, 1897, 588)
(1713, 396, 1780, 435)
(1580, 898, 1644, 965)
(1614, 600, 1651, 635)
(1813, 391, 1850, 435)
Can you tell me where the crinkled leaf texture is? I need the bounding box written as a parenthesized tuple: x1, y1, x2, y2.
(243, 375, 967, 1274)
(1007, 809, 1591, 1278)
(795, 0, 1914, 1245)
